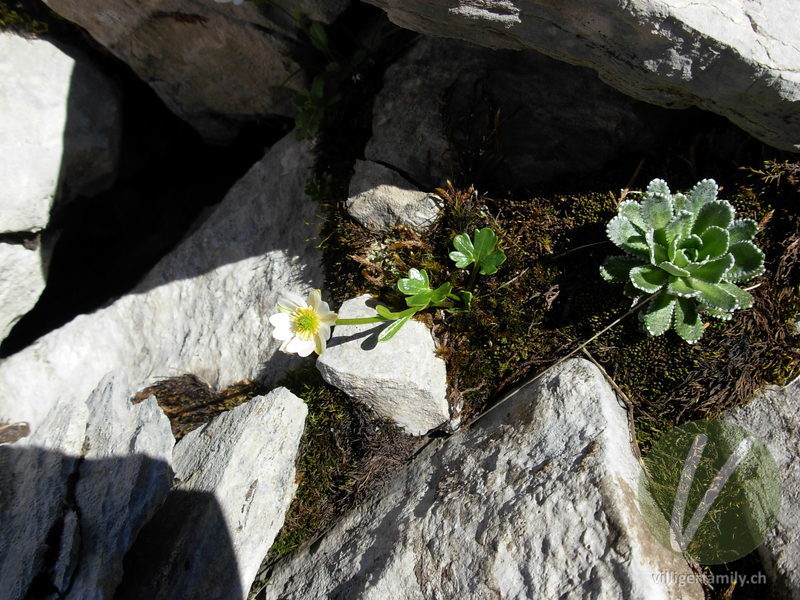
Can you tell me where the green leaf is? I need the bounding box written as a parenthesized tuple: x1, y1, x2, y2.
(685, 179, 718, 212)
(310, 75, 326, 100)
(689, 279, 738, 311)
(704, 307, 734, 321)
(726, 241, 765, 282)
(641, 189, 674, 230)
(479, 249, 506, 275)
(687, 254, 734, 283)
(728, 219, 758, 244)
(674, 297, 704, 344)
(691, 200, 735, 235)
(697, 226, 729, 260)
(429, 282, 453, 305)
(600, 255, 642, 283)
(378, 313, 414, 342)
(717, 283, 753, 310)
(606, 216, 649, 258)
(448, 251, 471, 269)
(376, 305, 417, 320)
(446, 290, 474, 313)
(472, 228, 497, 259)
(629, 265, 668, 293)
(646, 230, 669, 265)
(672, 192, 688, 212)
(658, 261, 690, 277)
(642, 294, 676, 336)
(664, 211, 693, 248)
(397, 268, 430, 295)
(619, 200, 647, 231)
(645, 178, 671, 198)
(449, 228, 506, 275)
(406, 290, 433, 308)
(308, 21, 329, 53)
(667, 276, 700, 298)
(672, 248, 691, 268)
(452, 233, 473, 257)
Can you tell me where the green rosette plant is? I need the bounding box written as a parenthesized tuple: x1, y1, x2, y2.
(600, 178, 765, 344)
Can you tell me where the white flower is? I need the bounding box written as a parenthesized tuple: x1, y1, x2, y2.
(269, 289, 338, 357)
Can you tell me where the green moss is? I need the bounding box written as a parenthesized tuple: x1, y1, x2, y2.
(0, 1, 54, 36)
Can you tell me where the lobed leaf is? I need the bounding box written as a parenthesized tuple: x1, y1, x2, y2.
(685, 179, 718, 213)
(619, 200, 647, 231)
(642, 191, 674, 230)
(607, 216, 649, 257)
(697, 226, 729, 261)
(398, 268, 430, 295)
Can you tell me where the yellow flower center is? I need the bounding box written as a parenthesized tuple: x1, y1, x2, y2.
(291, 307, 320, 340)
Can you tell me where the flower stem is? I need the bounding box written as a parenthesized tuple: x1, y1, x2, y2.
(334, 316, 390, 325)
(466, 263, 480, 291)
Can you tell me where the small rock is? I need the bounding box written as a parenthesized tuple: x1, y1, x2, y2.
(0, 370, 174, 600)
(0, 242, 46, 342)
(0, 33, 120, 233)
(117, 388, 307, 600)
(725, 379, 800, 598)
(263, 359, 702, 599)
(317, 294, 449, 436)
(346, 160, 440, 231)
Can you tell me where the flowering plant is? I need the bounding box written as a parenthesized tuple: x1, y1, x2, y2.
(270, 228, 506, 355)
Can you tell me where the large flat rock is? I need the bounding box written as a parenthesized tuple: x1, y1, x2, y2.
(262, 359, 703, 599)
(0, 32, 120, 233)
(0, 242, 46, 343)
(0, 133, 322, 431)
(364, 0, 800, 153)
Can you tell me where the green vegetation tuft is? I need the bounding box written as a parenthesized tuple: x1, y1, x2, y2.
(0, 1, 56, 37)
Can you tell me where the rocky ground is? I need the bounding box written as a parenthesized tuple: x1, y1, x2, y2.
(1, 1, 799, 599)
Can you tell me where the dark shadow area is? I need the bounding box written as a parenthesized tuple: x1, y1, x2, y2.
(0, 445, 240, 600)
(0, 2, 292, 358)
(116, 489, 244, 600)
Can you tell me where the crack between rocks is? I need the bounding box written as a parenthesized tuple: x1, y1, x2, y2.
(0, 232, 41, 250)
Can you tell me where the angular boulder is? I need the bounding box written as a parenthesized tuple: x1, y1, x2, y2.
(0, 32, 120, 234)
(317, 294, 449, 436)
(0, 241, 46, 342)
(42, 0, 349, 142)
(0, 370, 174, 600)
(117, 388, 307, 600)
(364, 36, 668, 189)
(364, 0, 800, 153)
(262, 359, 703, 600)
(725, 378, 800, 599)
(346, 160, 440, 231)
(0, 133, 322, 431)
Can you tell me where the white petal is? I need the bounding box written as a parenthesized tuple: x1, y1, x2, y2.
(318, 323, 331, 341)
(286, 336, 315, 357)
(308, 289, 322, 311)
(314, 331, 326, 355)
(277, 291, 307, 314)
(320, 309, 338, 325)
(270, 314, 294, 341)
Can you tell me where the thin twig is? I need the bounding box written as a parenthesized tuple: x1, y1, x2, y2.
(618, 158, 646, 205)
(547, 241, 610, 261)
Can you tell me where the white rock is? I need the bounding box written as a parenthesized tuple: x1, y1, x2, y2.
(42, 0, 348, 142)
(0, 242, 46, 342)
(317, 294, 449, 436)
(725, 378, 800, 598)
(346, 160, 440, 231)
(0, 133, 322, 431)
(263, 359, 703, 600)
(364, 37, 666, 188)
(364, 0, 800, 152)
(0, 370, 174, 600)
(0, 33, 120, 233)
(116, 388, 307, 600)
